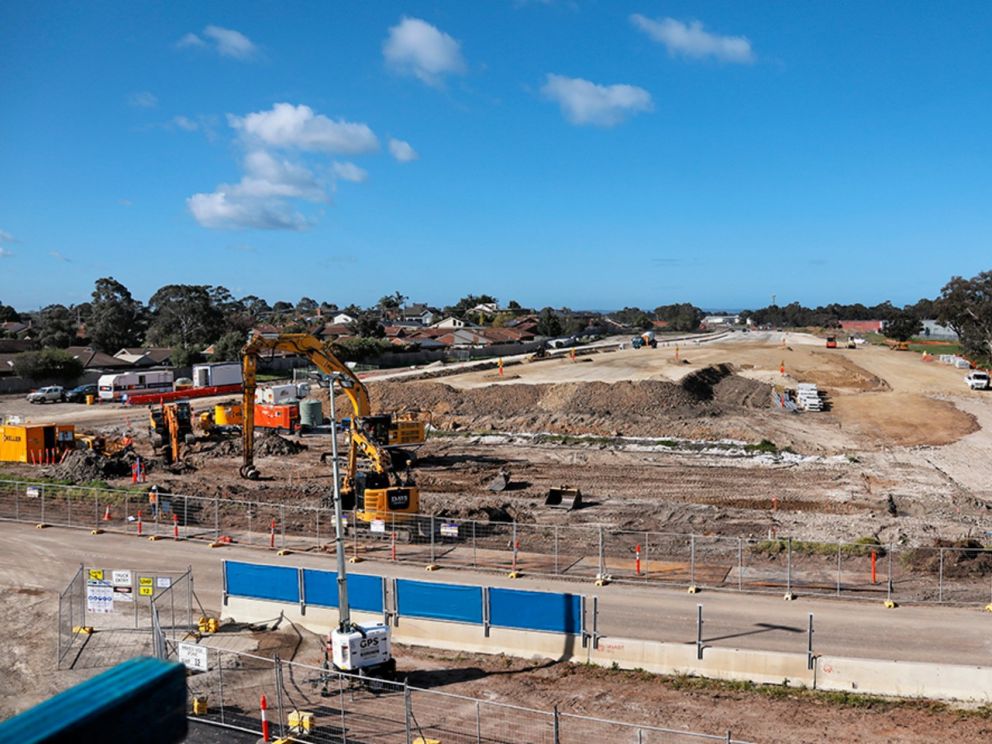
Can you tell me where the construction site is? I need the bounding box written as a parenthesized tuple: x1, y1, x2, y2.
(2, 330, 992, 743)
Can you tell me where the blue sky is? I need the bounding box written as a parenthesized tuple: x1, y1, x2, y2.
(1, 1, 990, 311)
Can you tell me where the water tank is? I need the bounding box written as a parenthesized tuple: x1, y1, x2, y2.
(299, 399, 323, 428)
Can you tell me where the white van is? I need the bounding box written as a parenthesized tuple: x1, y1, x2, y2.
(98, 370, 174, 401)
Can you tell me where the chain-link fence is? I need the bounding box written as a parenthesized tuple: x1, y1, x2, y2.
(13, 480, 992, 607)
(56, 562, 197, 671)
(173, 647, 753, 744)
(56, 564, 85, 669)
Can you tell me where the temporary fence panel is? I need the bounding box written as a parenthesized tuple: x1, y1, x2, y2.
(224, 561, 300, 603)
(302, 569, 384, 612)
(396, 579, 484, 624)
(489, 587, 581, 634)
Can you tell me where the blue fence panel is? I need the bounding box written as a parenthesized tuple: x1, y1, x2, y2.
(396, 579, 483, 624)
(302, 570, 383, 613)
(489, 588, 581, 634)
(225, 561, 299, 603)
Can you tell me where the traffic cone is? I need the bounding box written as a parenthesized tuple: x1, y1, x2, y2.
(102, 505, 112, 521)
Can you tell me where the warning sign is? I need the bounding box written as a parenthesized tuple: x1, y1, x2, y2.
(139, 586, 154, 597)
(370, 519, 385, 534)
(86, 585, 113, 614)
(113, 586, 133, 602)
(156, 576, 171, 589)
(440, 523, 459, 538)
(138, 576, 153, 587)
(88, 569, 104, 582)
(178, 643, 208, 672)
(111, 570, 132, 587)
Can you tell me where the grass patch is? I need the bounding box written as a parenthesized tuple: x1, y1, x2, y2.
(743, 439, 778, 454)
(752, 536, 883, 558)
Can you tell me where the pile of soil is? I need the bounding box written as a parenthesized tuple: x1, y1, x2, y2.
(45, 449, 143, 482)
(901, 538, 992, 578)
(356, 365, 771, 437)
(195, 432, 307, 459)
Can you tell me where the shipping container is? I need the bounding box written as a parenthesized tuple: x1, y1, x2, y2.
(0, 424, 75, 463)
(192, 362, 243, 388)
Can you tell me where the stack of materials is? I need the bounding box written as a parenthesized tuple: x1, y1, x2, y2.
(796, 383, 823, 412)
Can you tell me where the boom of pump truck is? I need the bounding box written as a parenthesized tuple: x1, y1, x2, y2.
(239, 332, 428, 522)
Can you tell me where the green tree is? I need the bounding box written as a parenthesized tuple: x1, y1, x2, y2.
(536, 307, 562, 337)
(88, 277, 145, 352)
(347, 310, 385, 338)
(147, 284, 223, 352)
(210, 331, 247, 362)
(882, 312, 923, 342)
(377, 291, 407, 312)
(654, 303, 704, 332)
(36, 304, 76, 348)
(938, 271, 992, 363)
(444, 294, 498, 319)
(296, 296, 318, 313)
(612, 306, 652, 330)
(0, 301, 19, 323)
(328, 337, 393, 363)
(13, 348, 83, 382)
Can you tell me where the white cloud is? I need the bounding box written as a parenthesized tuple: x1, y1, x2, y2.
(0, 229, 16, 244)
(0, 247, 13, 258)
(49, 250, 70, 263)
(129, 91, 158, 108)
(332, 162, 369, 183)
(177, 25, 258, 60)
(541, 74, 653, 127)
(187, 192, 310, 230)
(388, 138, 418, 163)
(172, 115, 199, 131)
(177, 32, 206, 49)
(383, 17, 466, 86)
(230, 103, 379, 154)
(187, 151, 327, 230)
(631, 15, 754, 64)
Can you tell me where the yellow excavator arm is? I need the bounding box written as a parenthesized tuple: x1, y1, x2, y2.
(239, 332, 425, 525)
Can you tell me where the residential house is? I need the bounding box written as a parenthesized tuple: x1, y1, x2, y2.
(438, 329, 496, 348)
(114, 347, 174, 367)
(66, 346, 131, 370)
(399, 304, 436, 326)
(431, 316, 476, 330)
(477, 327, 534, 344)
(332, 313, 356, 325)
(316, 323, 353, 341)
(469, 302, 500, 317)
(0, 321, 30, 338)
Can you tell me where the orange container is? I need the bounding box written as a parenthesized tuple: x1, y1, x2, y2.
(254, 404, 299, 433)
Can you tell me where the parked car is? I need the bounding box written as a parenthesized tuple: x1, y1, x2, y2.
(26, 386, 65, 403)
(965, 371, 990, 390)
(65, 383, 98, 403)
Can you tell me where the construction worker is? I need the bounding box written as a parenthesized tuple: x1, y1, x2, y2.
(148, 484, 159, 517)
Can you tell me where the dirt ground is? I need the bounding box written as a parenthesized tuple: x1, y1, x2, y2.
(4, 329, 992, 742)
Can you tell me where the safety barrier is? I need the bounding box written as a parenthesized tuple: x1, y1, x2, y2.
(7, 478, 992, 606)
(223, 559, 584, 638)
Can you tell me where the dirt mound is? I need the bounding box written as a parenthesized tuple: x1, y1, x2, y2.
(901, 539, 992, 578)
(195, 432, 307, 459)
(46, 449, 143, 482)
(364, 366, 772, 436)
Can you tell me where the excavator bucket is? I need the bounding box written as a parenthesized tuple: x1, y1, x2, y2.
(486, 469, 511, 492)
(545, 486, 583, 510)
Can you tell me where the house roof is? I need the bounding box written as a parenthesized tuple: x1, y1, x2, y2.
(67, 346, 130, 369)
(1, 321, 28, 333)
(477, 327, 530, 344)
(0, 339, 33, 353)
(401, 303, 431, 315)
(0, 353, 20, 374)
(116, 347, 173, 364)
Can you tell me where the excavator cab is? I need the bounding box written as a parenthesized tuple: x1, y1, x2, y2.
(351, 472, 418, 522)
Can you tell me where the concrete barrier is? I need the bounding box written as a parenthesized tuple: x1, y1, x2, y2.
(817, 655, 992, 703)
(225, 594, 992, 703)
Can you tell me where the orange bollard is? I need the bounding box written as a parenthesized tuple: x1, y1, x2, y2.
(260, 694, 270, 742)
(391, 531, 397, 561)
(871, 550, 877, 584)
(635, 544, 641, 576)
(137, 510, 143, 537)
(173, 513, 179, 540)
(270, 518, 276, 549)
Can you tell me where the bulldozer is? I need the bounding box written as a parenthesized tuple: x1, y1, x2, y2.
(240, 332, 428, 524)
(148, 401, 195, 464)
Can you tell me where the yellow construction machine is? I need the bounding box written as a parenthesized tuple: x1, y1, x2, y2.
(148, 401, 195, 464)
(239, 332, 428, 522)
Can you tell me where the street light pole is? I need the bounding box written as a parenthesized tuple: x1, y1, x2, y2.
(328, 374, 350, 631)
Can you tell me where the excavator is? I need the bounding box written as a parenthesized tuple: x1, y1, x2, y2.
(239, 332, 428, 523)
(148, 401, 195, 464)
